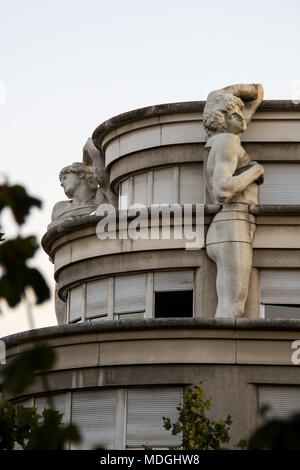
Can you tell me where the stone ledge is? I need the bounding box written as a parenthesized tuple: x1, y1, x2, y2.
(92, 100, 300, 149)
(3, 317, 300, 347)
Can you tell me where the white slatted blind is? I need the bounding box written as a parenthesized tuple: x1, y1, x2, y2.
(153, 168, 174, 205)
(114, 274, 146, 314)
(179, 164, 204, 204)
(154, 270, 194, 292)
(69, 285, 82, 322)
(119, 180, 129, 209)
(259, 163, 300, 204)
(71, 390, 117, 450)
(133, 173, 148, 206)
(86, 279, 108, 319)
(259, 386, 300, 423)
(126, 388, 182, 448)
(35, 394, 66, 424)
(260, 270, 300, 304)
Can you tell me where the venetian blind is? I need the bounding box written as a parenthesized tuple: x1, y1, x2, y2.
(86, 279, 108, 319)
(154, 270, 194, 292)
(260, 270, 300, 304)
(71, 390, 117, 450)
(258, 386, 300, 423)
(259, 163, 300, 204)
(126, 387, 182, 448)
(69, 285, 83, 322)
(114, 274, 146, 314)
(35, 393, 66, 424)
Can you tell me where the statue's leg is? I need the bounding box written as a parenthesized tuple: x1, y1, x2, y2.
(207, 242, 253, 318)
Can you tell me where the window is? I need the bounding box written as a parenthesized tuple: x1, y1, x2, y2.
(86, 278, 109, 320)
(258, 386, 300, 425)
(126, 388, 182, 448)
(71, 390, 117, 450)
(17, 387, 183, 450)
(67, 270, 194, 323)
(69, 285, 83, 323)
(260, 270, 300, 319)
(153, 168, 174, 205)
(118, 164, 204, 208)
(35, 393, 66, 424)
(114, 274, 146, 318)
(259, 163, 300, 204)
(154, 270, 194, 319)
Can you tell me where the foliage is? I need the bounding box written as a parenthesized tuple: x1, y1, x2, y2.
(0, 401, 39, 450)
(0, 182, 49, 307)
(0, 401, 80, 450)
(163, 384, 233, 450)
(0, 182, 81, 450)
(25, 408, 80, 450)
(0, 183, 41, 226)
(248, 414, 300, 450)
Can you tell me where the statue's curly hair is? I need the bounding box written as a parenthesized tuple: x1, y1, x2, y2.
(203, 93, 244, 136)
(59, 162, 98, 191)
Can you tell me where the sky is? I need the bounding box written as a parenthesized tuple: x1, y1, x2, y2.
(0, 0, 300, 337)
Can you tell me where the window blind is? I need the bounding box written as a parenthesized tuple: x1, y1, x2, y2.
(86, 279, 108, 319)
(258, 386, 300, 423)
(179, 164, 204, 204)
(69, 285, 83, 322)
(114, 274, 146, 314)
(71, 390, 117, 450)
(154, 270, 194, 292)
(260, 270, 300, 304)
(259, 163, 300, 204)
(35, 393, 66, 424)
(133, 173, 148, 206)
(153, 168, 174, 205)
(126, 387, 182, 448)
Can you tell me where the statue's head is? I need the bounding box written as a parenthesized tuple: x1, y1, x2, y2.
(59, 162, 98, 199)
(203, 93, 247, 136)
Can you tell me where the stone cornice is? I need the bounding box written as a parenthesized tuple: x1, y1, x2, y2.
(92, 100, 300, 149)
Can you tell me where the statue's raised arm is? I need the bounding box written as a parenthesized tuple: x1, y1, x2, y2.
(82, 138, 117, 207)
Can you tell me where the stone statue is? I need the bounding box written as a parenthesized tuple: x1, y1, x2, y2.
(49, 138, 118, 228)
(50, 162, 98, 227)
(203, 83, 264, 318)
(82, 137, 118, 207)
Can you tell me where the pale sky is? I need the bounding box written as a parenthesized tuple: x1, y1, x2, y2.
(1, 0, 300, 337)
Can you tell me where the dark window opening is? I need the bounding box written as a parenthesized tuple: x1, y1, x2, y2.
(155, 291, 193, 318)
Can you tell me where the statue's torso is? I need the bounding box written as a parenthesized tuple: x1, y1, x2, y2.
(205, 133, 259, 205)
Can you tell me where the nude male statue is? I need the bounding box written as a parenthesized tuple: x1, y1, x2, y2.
(203, 83, 264, 318)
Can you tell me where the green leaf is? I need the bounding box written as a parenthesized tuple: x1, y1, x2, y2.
(0, 184, 41, 226)
(0, 236, 50, 306)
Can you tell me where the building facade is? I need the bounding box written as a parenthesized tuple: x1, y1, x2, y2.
(2, 100, 300, 448)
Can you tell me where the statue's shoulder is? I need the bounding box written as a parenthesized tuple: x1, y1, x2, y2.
(51, 200, 72, 221)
